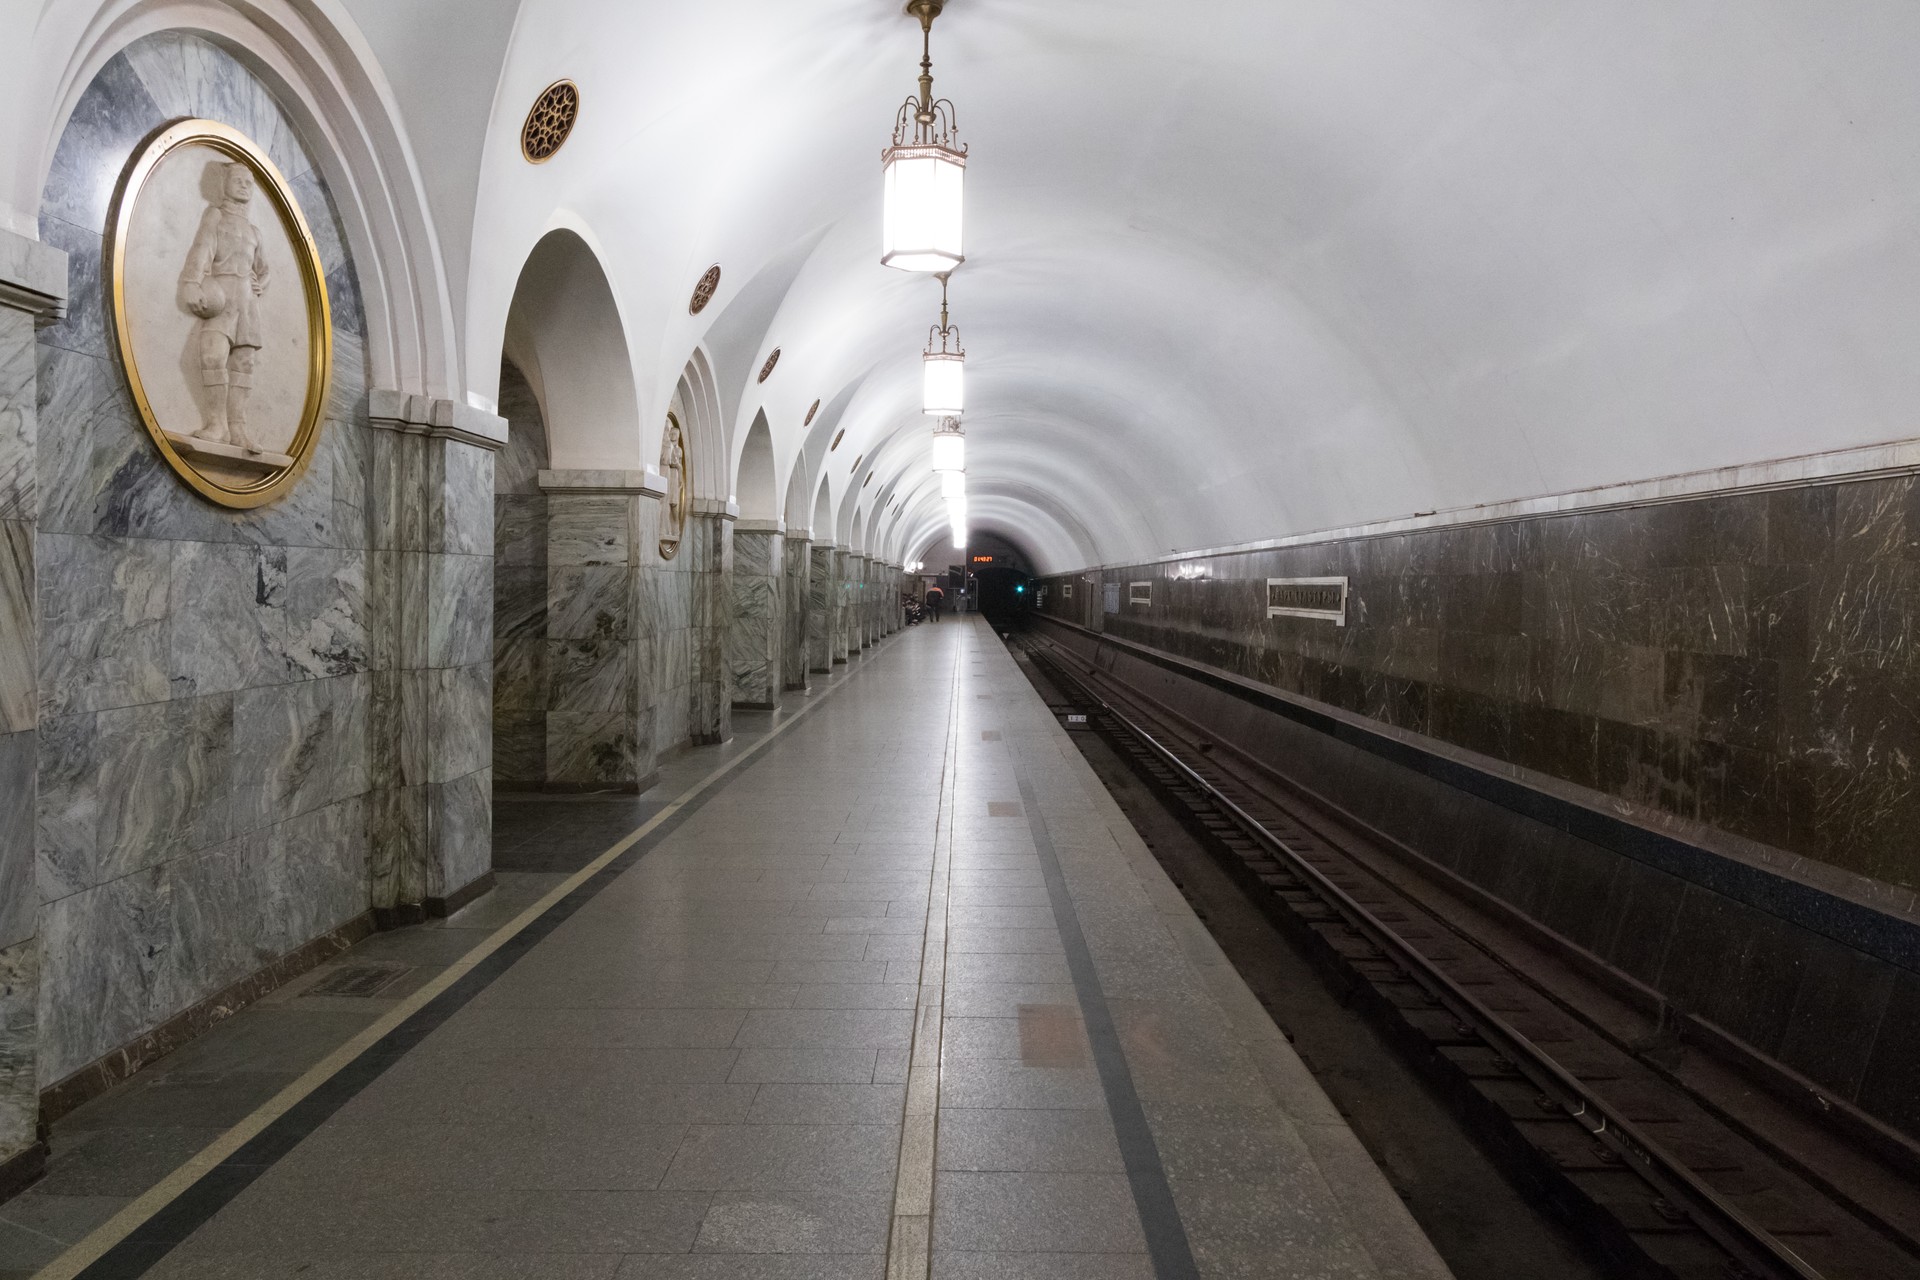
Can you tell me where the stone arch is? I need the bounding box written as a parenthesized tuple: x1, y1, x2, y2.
(783, 459, 813, 534)
(813, 475, 833, 545)
(669, 347, 727, 504)
(504, 229, 639, 468)
(849, 507, 866, 555)
(735, 410, 777, 521)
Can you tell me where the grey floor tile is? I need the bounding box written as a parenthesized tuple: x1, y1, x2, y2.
(936, 1108, 1124, 1173)
(938, 1061, 1106, 1111)
(945, 953, 1074, 986)
(146, 1250, 626, 1279)
(0, 1195, 127, 1274)
(733, 1008, 914, 1049)
(729, 1048, 880, 1084)
(662, 1125, 899, 1191)
(745, 1084, 907, 1126)
(275, 1119, 690, 1192)
(26, 1125, 227, 1197)
(617, 1257, 885, 1279)
(426, 1005, 749, 1050)
(932, 1172, 1146, 1253)
(942, 983, 1080, 1019)
(946, 928, 1064, 955)
(788, 983, 920, 1010)
(693, 1189, 891, 1254)
(930, 1253, 1153, 1280)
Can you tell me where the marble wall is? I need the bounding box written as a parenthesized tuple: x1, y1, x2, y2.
(0, 228, 64, 1184)
(808, 543, 836, 673)
(23, 35, 498, 1114)
(1043, 476, 1920, 895)
(492, 362, 549, 789)
(729, 526, 782, 709)
(782, 535, 812, 692)
(687, 511, 735, 744)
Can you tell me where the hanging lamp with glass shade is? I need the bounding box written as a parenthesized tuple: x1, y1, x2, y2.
(923, 273, 965, 416)
(930, 416, 964, 473)
(940, 469, 966, 499)
(882, 0, 966, 272)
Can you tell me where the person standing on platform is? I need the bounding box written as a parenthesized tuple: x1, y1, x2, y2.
(926, 583, 945, 621)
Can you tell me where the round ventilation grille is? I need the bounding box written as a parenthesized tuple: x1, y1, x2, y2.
(805, 399, 821, 426)
(830, 429, 845, 451)
(689, 264, 721, 315)
(521, 80, 579, 163)
(758, 348, 781, 383)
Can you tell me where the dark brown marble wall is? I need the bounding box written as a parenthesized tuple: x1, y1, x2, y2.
(1044, 476, 1920, 894)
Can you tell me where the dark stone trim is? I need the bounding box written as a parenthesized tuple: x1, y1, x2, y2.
(36, 912, 376, 1128)
(371, 903, 427, 931)
(1037, 615, 1920, 976)
(0, 1137, 47, 1204)
(730, 700, 779, 712)
(526, 776, 651, 796)
(425, 870, 495, 919)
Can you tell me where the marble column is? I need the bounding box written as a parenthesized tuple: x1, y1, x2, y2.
(729, 522, 782, 711)
(835, 550, 855, 663)
(538, 471, 663, 792)
(782, 533, 812, 693)
(854, 554, 872, 651)
(0, 229, 66, 1191)
(808, 543, 837, 673)
(366, 394, 505, 926)
(688, 506, 735, 745)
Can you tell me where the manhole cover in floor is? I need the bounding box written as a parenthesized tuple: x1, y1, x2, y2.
(302, 963, 411, 998)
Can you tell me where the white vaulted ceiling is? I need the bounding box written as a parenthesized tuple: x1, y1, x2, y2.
(25, 0, 1915, 572)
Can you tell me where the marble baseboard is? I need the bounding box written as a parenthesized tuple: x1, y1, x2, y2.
(425, 868, 494, 918)
(37, 908, 374, 1127)
(0, 1137, 46, 1206)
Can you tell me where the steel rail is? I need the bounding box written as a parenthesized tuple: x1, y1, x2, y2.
(1028, 640, 1827, 1280)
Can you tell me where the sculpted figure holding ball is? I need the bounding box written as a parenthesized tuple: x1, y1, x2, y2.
(179, 161, 270, 449)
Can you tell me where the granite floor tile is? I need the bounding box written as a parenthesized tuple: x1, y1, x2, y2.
(936, 1108, 1124, 1174)
(728, 1048, 881, 1084)
(693, 1189, 891, 1254)
(931, 1172, 1146, 1254)
(661, 1124, 899, 1191)
(744, 1084, 907, 1126)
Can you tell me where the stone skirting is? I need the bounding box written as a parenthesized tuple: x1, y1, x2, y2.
(36, 910, 376, 1129)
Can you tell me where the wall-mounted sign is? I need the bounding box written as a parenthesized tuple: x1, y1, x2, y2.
(1128, 581, 1152, 607)
(109, 119, 332, 508)
(970, 554, 995, 564)
(1103, 582, 1120, 614)
(1062, 580, 1073, 599)
(1267, 576, 1348, 625)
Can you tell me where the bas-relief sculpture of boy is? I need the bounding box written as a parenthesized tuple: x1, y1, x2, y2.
(179, 161, 269, 450)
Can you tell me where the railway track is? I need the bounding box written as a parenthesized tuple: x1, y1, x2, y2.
(1016, 633, 1920, 1280)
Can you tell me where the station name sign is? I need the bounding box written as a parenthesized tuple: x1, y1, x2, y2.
(1267, 576, 1347, 625)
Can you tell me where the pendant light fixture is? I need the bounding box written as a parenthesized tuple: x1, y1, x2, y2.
(940, 469, 966, 500)
(930, 416, 964, 473)
(882, 0, 966, 272)
(923, 272, 964, 416)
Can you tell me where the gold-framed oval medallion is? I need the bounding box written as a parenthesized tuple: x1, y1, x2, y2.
(107, 119, 332, 509)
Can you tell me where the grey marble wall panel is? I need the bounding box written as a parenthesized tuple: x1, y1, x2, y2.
(284, 547, 369, 680)
(549, 496, 633, 566)
(368, 783, 426, 911)
(548, 564, 632, 641)
(808, 545, 834, 673)
(265, 796, 368, 958)
(37, 695, 233, 904)
(0, 938, 37, 1160)
(168, 541, 289, 695)
(494, 495, 548, 567)
(0, 522, 32, 734)
(729, 529, 780, 709)
(687, 516, 733, 745)
(438, 443, 494, 558)
(783, 537, 811, 692)
(232, 678, 343, 832)
(166, 833, 271, 1011)
(427, 553, 491, 669)
(367, 430, 428, 553)
(548, 712, 639, 786)
(0, 309, 36, 526)
(428, 768, 490, 898)
(36, 866, 171, 1083)
(426, 663, 489, 785)
(0, 732, 33, 951)
(548, 638, 636, 716)
(38, 532, 170, 717)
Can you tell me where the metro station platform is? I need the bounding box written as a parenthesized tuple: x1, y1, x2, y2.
(15, 619, 1450, 1280)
